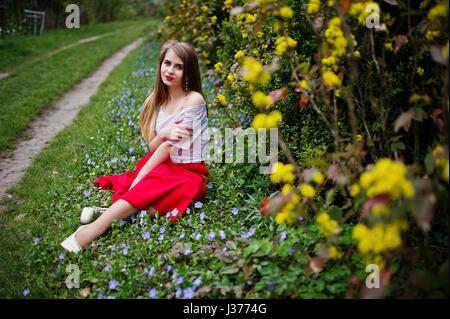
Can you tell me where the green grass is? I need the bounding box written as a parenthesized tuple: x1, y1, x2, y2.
(0, 17, 155, 73)
(0, 17, 161, 155)
(0, 39, 361, 299)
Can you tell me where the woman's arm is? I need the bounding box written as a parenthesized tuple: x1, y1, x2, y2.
(148, 131, 166, 153)
(129, 141, 174, 190)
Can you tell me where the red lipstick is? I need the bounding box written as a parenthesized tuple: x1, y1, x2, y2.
(165, 76, 174, 81)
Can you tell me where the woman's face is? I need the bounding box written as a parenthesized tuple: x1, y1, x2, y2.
(161, 48, 185, 89)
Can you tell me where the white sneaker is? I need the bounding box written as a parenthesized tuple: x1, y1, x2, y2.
(80, 206, 107, 224)
(60, 225, 88, 253)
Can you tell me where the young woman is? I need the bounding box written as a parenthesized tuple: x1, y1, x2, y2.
(61, 40, 210, 253)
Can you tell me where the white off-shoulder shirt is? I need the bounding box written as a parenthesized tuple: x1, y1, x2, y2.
(155, 103, 209, 163)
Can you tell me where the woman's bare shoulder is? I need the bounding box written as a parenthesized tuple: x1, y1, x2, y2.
(183, 91, 206, 109)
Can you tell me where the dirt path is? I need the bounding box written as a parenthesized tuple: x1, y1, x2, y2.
(0, 37, 145, 209)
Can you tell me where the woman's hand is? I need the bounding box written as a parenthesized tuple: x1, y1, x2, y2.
(159, 118, 193, 142)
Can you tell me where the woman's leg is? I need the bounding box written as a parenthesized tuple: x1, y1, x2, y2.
(75, 199, 139, 249)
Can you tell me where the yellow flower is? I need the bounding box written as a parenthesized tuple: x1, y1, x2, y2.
(428, 2, 448, 21)
(301, 79, 311, 90)
(349, 184, 360, 197)
(279, 6, 294, 19)
(217, 94, 227, 105)
(313, 172, 325, 185)
(416, 67, 424, 76)
(357, 134, 363, 142)
(360, 158, 415, 199)
(329, 246, 343, 260)
(242, 57, 271, 85)
(317, 212, 340, 237)
(227, 72, 237, 81)
(275, 209, 297, 225)
(282, 183, 294, 195)
(385, 42, 393, 51)
(275, 36, 297, 55)
(271, 162, 295, 184)
(323, 71, 342, 87)
(308, 0, 320, 14)
(251, 110, 282, 131)
(371, 204, 389, 216)
(352, 224, 369, 240)
(300, 184, 315, 198)
(252, 91, 273, 109)
(214, 62, 224, 73)
(211, 15, 217, 24)
(201, 5, 208, 12)
(234, 50, 245, 59)
(256, 32, 263, 38)
(426, 30, 440, 41)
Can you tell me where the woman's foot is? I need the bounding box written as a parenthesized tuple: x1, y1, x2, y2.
(80, 206, 107, 224)
(60, 225, 88, 253)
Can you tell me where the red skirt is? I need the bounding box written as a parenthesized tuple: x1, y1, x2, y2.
(92, 151, 210, 222)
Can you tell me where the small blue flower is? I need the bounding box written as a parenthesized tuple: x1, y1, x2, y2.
(193, 277, 202, 289)
(121, 264, 127, 272)
(176, 288, 182, 298)
(184, 247, 191, 255)
(268, 280, 276, 291)
(219, 230, 226, 240)
(58, 252, 65, 260)
(187, 217, 192, 224)
(149, 266, 155, 276)
(83, 190, 91, 198)
(106, 295, 116, 299)
(183, 287, 195, 299)
(207, 183, 213, 189)
(104, 264, 111, 272)
(195, 233, 202, 241)
(167, 265, 173, 273)
(34, 238, 40, 245)
(109, 279, 118, 290)
(158, 234, 164, 241)
(199, 212, 205, 220)
(97, 293, 104, 299)
(176, 276, 184, 285)
(280, 230, 287, 242)
(232, 208, 239, 215)
(149, 288, 158, 299)
(142, 231, 151, 240)
(23, 287, 30, 296)
(123, 244, 130, 256)
(128, 147, 135, 154)
(179, 232, 185, 240)
(194, 201, 203, 209)
(159, 227, 165, 234)
(207, 231, 215, 241)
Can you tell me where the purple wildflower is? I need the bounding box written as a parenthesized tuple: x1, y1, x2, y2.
(184, 247, 191, 255)
(199, 212, 205, 220)
(158, 234, 164, 241)
(149, 288, 158, 299)
(58, 252, 65, 260)
(176, 276, 184, 285)
(183, 287, 195, 299)
(34, 238, 40, 245)
(167, 265, 173, 273)
(219, 230, 226, 240)
(128, 147, 135, 154)
(23, 288, 30, 296)
(207, 231, 215, 241)
(83, 190, 90, 198)
(104, 264, 111, 272)
(194, 201, 203, 209)
(193, 277, 202, 289)
(280, 230, 287, 242)
(232, 208, 239, 215)
(176, 288, 182, 298)
(142, 231, 151, 240)
(109, 279, 118, 290)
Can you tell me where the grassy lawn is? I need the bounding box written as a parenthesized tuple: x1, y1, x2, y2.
(0, 17, 161, 155)
(0, 39, 362, 299)
(0, 17, 154, 73)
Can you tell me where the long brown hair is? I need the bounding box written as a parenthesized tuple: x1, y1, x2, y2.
(139, 40, 207, 144)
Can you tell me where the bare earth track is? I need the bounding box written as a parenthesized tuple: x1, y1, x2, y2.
(0, 37, 145, 209)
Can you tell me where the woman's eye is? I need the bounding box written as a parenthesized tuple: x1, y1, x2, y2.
(177, 65, 183, 70)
